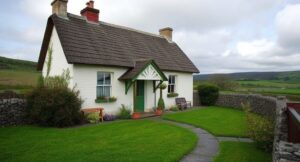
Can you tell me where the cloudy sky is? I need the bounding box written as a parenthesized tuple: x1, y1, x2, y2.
(0, 0, 299, 74)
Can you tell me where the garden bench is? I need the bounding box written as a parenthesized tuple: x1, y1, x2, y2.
(175, 98, 192, 110)
(81, 108, 104, 122)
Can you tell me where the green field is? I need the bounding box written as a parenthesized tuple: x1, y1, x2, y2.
(195, 80, 300, 102)
(0, 57, 40, 93)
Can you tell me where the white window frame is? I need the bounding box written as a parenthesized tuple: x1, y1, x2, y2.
(168, 75, 176, 93)
(96, 72, 112, 98)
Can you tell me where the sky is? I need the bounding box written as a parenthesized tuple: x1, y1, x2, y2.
(0, 0, 299, 74)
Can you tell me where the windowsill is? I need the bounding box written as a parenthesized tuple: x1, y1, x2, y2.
(95, 98, 117, 103)
(167, 93, 179, 98)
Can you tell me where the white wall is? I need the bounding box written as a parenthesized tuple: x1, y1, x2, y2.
(73, 64, 193, 114)
(42, 27, 74, 88)
(157, 71, 194, 110)
(73, 64, 134, 115)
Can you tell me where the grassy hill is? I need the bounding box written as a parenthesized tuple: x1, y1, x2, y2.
(0, 56, 40, 93)
(194, 71, 300, 102)
(0, 56, 37, 71)
(194, 71, 300, 82)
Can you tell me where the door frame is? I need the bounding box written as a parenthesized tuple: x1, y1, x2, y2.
(134, 80, 145, 112)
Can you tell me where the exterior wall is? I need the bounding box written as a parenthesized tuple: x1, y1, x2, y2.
(162, 71, 194, 109)
(73, 65, 194, 114)
(42, 27, 74, 88)
(73, 64, 134, 114)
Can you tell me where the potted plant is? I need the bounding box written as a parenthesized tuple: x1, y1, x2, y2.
(131, 112, 141, 119)
(156, 83, 167, 116)
(155, 107, 163, 116)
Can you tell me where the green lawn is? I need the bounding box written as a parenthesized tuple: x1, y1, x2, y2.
(214, 141, 272, 162)
(0, 120, 197, 162)
(163, 107, 247, 137)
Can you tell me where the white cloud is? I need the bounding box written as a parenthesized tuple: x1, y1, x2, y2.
(1, 0, 299, 74)
(276, 4, 300, 50)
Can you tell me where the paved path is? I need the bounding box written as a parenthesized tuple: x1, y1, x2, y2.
(152, 118, 219, 162)
(151, 118, 253, 162)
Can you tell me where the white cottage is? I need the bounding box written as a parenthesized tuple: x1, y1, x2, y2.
(37, 0, 199, 114)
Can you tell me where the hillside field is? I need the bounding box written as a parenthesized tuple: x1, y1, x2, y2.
(0, 56, 40, 94)
(194, 80, 300, 102)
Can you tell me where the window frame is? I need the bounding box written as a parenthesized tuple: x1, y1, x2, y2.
(168, 75, 176, 93)
(96, 72, 112, 98)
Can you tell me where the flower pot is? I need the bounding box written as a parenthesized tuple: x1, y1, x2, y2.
(132, 112, 141, 119)
(155, 109, 163, 116)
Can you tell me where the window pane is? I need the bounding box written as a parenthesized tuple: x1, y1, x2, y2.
(97, 73, 104, 85)
(104, 86, 111, 97)
(97, 86, 104, 97)
(172, 76, 175, 84)
(168, 85, 171, 93)
(104, 73, 111, 85)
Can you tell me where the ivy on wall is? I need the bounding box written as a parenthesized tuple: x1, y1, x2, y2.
(46, 44, 53, 77)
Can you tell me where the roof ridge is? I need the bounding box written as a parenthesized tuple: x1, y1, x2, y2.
(66, 13, 165, 39)
(99, 21, 163, 39)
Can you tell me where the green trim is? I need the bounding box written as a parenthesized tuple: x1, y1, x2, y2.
(124, 60, 167, 95)
(125, 80, 134, 94)
(132, 60, 168, 81)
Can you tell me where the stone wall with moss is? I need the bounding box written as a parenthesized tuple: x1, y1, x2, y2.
(0, 91, 28, 127)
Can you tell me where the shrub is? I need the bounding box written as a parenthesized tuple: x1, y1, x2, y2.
(86, 113, 99, 124)
(118, 104, 132, 119)
(26, 87, 83, 127)
(169, 105, 179, 111)
(103, 114, 116, 121)
(197, 84, 219, 106)
(242, 103, 274, 152)
(167, 92, 179, 98)
(158, 97, 165, 110)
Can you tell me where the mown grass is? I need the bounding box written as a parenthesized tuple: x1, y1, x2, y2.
(214, 141, 272, 162)
(0, 120, 197, 162)
(163, 107, 247, 137)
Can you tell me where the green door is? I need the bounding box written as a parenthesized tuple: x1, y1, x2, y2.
(135, 80, 145, 112)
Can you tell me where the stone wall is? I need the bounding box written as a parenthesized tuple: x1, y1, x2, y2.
(0, 91, 28, 127)
(215, 94, 277, 119)
(273, 100, 300, 162)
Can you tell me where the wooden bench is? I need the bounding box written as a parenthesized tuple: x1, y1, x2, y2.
(81, 108, 104, 122)
(175, 98, 192, 110)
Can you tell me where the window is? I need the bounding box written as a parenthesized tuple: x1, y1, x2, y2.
(97, 72, 111, 97)
(168, 75, 176, 93)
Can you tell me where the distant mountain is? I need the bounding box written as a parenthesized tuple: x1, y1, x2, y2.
(194, 71, 300, 82)
(0, 56, 37, 71)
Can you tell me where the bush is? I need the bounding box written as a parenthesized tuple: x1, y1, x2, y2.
(169, 105, 179, 111)
(242, 103, 274, 152)
(118, 104, 131, 119)
(197, 84, 219, 106)
(167, 92, 179, 98)
(86, 113, 99, 124)
(158, 97, 165, 110)
(26, 87, 83, 127)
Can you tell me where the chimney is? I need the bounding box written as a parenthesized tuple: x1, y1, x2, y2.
(51, 0, 68, 18)
(159, 27, 173, 42)
(80, 0, 100, 23)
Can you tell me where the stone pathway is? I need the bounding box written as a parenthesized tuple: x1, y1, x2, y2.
(152, 118, 219, 162)
(151, 118, 253, 162)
